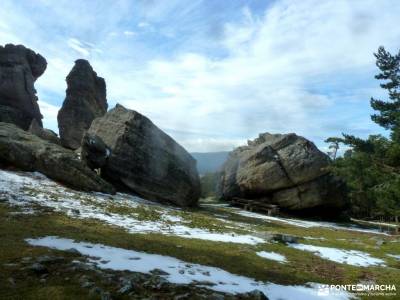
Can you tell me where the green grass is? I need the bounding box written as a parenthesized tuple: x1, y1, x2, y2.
(1, 192, 400, 299)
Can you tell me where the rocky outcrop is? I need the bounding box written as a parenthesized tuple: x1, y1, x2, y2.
(218, 133, 346, 211)
(81, 132, 110, 170)
(0, 44, 46, 129)
(28, 119, 60, 145)
(58, 59, 107, 150)
(87, 104, 200, 207)
(0, 122, 115, 194)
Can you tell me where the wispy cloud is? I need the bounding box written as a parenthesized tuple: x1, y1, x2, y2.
(0, 0, 399, 152)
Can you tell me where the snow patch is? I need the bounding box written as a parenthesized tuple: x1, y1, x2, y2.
(26, 236, 353, 300)
(387, 254, 400, 260)
(289, 244, 386, 267)
(0, 170, 264, 245)
(256, 251, 287, 263)
(235, 210, 390, 236)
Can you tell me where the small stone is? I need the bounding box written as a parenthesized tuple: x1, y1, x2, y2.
(66, 248, 80, 254)
(81, 281, 94, 289)
(150, 268, 170, 276)
(7, 277, 16, 286)
(118, 282, 133, 294)
(208, 293, 225, 300)
(29, 263, 48, 275)
(273, 234, 298, 244)
(240, 289, 269, 300)
(37, 255, 64, 264)
(101, 291, 111, 300)
(71, 209, 80, 215)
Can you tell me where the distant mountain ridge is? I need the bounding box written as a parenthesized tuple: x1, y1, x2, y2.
(191, 151, 230, 175)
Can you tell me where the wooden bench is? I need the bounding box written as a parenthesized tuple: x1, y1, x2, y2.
(231, 197, 279, 216)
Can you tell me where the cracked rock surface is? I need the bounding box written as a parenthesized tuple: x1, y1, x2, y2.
(218, 133, 346, 211)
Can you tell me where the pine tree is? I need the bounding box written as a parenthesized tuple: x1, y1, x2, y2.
(326, 47, 400, 222)
(370, 46, 400, 142)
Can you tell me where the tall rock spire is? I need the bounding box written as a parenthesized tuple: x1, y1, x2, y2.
(58, 59, 107, 149)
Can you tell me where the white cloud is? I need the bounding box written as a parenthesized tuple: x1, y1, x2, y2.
(38, 100, 59, 132)
(123, 30, 136, 36)
(0, 0, 399, 152)
(67, 38, 90, 57)
(137, 22, 149, 28)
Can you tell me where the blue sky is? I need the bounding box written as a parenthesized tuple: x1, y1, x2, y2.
(1, 0, 399, 152)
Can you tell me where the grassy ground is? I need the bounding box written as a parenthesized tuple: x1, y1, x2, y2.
(0, 199, 399, 299)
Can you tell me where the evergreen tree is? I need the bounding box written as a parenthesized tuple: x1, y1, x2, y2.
(327, 46, 400, 222)
(370, 46, 400, 142)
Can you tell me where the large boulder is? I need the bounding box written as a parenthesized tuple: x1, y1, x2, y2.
(218, 133, 346, 211)
(0, 122, 115, 194)
(0, 44, 46, 129)
(58, 59, 107, 150)
(86, 104, 200, 207)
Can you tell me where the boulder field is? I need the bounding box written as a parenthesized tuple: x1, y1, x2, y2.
(0, 44, 200, 207)
(218, 133, 347, 212)
(0, 43, 346, 212)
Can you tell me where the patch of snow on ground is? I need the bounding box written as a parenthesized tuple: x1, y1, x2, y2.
(256, 251, 287, 263)
(0, 170, 263, 245)
(235, 210, 390, 236)
(26, 236, 353, 300)
(387, 254, 400, 260)
(289, 244, 386, 267)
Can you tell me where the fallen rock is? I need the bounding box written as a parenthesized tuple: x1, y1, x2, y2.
(0, 122, 115, 194)
(28, 119, 60, 145)
(81, 132, 109, 170)
(238, 289, 269, 300)
(218, 133, 346, 212)
(58, 59, 108, 149)
(0, 44, 46, 129)
(87, 104, 200, 207)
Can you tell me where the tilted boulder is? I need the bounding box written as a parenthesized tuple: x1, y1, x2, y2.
(58, 59, 107, 149)
(0, 44, 46, 129)
(0, 122, 115, 194)
(218, 133, 346, 211)
(86, 104, 201, 207)
(28, 119, 60, 145)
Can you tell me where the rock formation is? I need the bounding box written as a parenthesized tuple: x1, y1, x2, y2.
(0, 122, 115, 194)
(81, 132, 110, 170)
(86, 104, 201, 207)
(28, 119, 60, 145)
(218, 133, 346, 211)
(58, 59, 107, 150)
(0, 44, 46, 129)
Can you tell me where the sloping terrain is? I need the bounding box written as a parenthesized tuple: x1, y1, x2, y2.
(0, 170, 399, 299)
